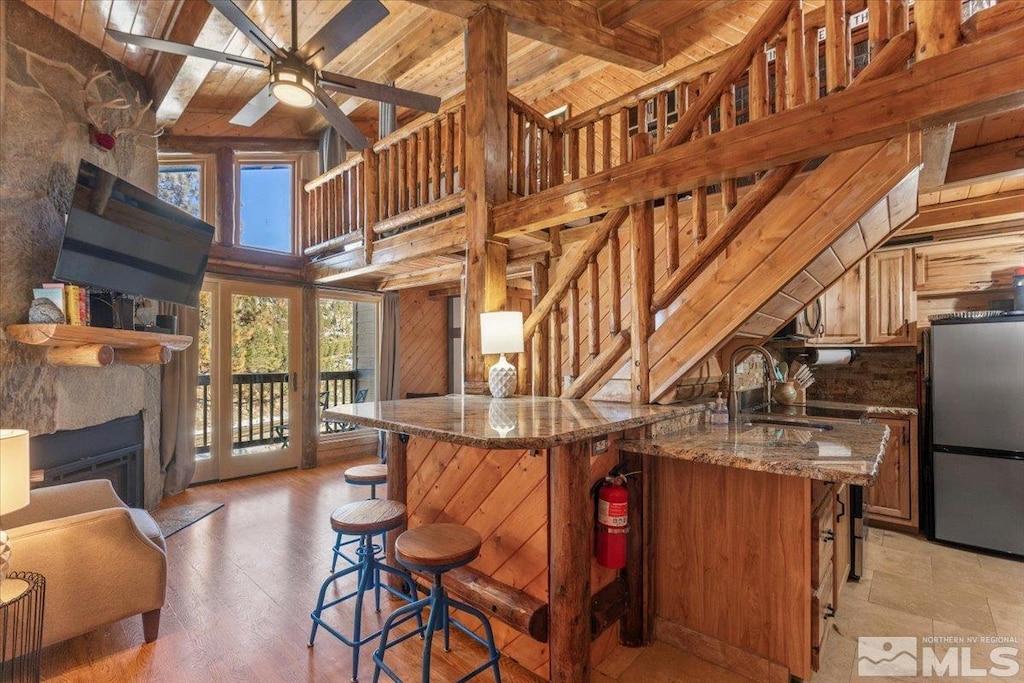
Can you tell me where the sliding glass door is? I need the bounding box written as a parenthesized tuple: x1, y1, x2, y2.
(193, 278, 302, 482)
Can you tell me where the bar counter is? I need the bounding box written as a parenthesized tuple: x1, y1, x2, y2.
(325, 395, 691, 683)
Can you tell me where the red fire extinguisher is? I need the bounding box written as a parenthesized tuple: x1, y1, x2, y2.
(596, 474, 629, 569)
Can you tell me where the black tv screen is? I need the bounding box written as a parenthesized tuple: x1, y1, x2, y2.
(54, 160, 214, 307)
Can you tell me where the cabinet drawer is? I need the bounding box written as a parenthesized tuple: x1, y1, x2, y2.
(812, 564, 836, 671)
(811, 496, 836, 590)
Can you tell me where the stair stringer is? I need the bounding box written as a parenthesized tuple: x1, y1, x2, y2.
(646, 133, 922, 404)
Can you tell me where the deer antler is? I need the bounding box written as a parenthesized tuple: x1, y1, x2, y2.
(111, 93, 164, 139)
(83, 69, 130, 131)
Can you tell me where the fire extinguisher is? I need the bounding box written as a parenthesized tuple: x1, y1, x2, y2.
(595, 474, 629, 569)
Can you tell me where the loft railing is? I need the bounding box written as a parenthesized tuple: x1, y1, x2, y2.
(194, 370, 360, 453)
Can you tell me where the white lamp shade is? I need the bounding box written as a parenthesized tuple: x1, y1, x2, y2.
(480, 311, 525, 355)
(0, 429, 30, 515)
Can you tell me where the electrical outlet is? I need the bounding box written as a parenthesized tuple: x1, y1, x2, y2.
(593, 437, 609, 455)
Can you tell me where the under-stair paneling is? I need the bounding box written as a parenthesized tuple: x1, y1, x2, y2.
(399, 287, 448, 397)
(404, 431, 624, 676)
(647, 134, 922, 402)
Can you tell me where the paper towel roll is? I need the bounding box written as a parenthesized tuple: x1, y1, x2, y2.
(811, 349, 854, 366)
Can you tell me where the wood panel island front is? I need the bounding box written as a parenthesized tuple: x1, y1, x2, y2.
(325, 396, 890, 683)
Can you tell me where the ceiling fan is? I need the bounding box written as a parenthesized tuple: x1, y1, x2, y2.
(107, 0, 441, 149)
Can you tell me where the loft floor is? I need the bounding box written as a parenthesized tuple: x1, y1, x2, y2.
(39, 460, 1023, 683)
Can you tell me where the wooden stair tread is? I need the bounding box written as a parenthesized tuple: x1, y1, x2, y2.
(330, 499, 406, 534)
(396, 523, 482, 569)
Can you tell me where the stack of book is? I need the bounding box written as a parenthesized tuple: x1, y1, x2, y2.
(31, 283, 90, 325)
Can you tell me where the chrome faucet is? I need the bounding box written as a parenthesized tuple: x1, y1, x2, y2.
(728, 345, 777, 420)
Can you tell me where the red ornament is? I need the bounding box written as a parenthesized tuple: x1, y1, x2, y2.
(89, 125, 116, 150)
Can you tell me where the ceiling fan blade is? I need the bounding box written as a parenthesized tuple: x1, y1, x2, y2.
(106, 29, 267, 69)
(229, 84, 278, 127)
(319, 72, 441, 113)
(207, 0, 286, 59)
(298, 0, 389, 71)
(314, 86, 369, 150)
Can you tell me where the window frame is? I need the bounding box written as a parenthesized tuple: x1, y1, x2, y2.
(157, 153, 217, 235)
(233, 152, 304, 256)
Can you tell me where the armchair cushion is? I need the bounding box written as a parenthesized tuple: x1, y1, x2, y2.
(4, 481, 167, 647)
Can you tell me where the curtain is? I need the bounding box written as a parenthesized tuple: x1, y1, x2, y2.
(377, 292, 400, 462)
(159, 302, 200, 496)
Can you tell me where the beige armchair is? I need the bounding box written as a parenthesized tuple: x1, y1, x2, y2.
(0, 480, 166, 647)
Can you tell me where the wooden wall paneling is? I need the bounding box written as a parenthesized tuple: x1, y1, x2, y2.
(398, 287, 448, 397)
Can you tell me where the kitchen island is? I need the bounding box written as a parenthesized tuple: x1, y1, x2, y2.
(324, 394, 694, 683)
(326, 396, 891, 682)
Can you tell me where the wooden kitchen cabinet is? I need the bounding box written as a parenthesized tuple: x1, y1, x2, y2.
(866, 414, 919, 530)
(913, 233, 1024, 295)
(800, 262, 866, 345)
(867, 248, 916, 345)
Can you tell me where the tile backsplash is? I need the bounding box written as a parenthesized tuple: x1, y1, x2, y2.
(804, 347, 918, 408)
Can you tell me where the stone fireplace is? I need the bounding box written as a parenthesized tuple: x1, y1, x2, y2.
(30, 413, 145, 508)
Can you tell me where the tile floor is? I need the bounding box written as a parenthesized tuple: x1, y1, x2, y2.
(596, 529, 1024, 682)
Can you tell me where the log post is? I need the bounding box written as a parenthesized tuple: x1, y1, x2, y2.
(385, 431, 408, 592)
(113, 345, 172, 365)
(629, 133, 654, 405)
(916, 0, 961, 189)
(48, 344, 114, 367)
(785, 0, 807, 109)
(620, 430, 653, 646)
(363, 147, 378, 264)
(825, 0, 851, 92)
(463, 6, 509, 394)
(548, 440, 592, 683)
(867, 0, 892, 59)
(531, 261, 549, 395)
(216, 146, 235, 246)
(300, 285, 319, 469)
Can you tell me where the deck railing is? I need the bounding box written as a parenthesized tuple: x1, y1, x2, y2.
(195, 370, 360, 453)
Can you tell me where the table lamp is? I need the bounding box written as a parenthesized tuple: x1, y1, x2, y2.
(0, 429, 31, 583)
(480, 311, 524, 399)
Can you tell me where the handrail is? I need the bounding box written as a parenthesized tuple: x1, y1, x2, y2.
(305, 154, 365, 192)
(373, 94, 466, 152)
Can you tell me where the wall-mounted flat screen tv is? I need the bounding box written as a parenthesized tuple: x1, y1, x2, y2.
(53, 159, 215, 307)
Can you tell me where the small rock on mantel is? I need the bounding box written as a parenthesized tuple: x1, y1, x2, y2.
(28, 298, 65, 324)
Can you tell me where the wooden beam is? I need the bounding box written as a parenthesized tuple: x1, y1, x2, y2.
(151, 0, 254, 128)
(629, 133, 654, 405)
(494, 26, 1024, 236)
(962, 0, 1024, 43)
(146, 0, 213, 114)
(920, 123, 957, 190)
(902, 189, 1024, 233)
(384, 432, 408, 593)
(548, 440, 592, 683)
(463, 6, 509, 394)
(943, 136, 1024, 187)
(160, 136, 318, 153)
(378, 262, 465, 291)
(598, 0, 648, 29)
(215, 146, 235, 247)
(915, 0, 959, 192)
(411, 0, 663, 70)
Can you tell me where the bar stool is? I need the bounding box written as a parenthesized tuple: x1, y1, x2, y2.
(372, 523, 502, 683)
(309, 499, 420, 683)
(332, 463, 389, 572)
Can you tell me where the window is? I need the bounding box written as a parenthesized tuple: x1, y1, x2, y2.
(318, 291, 377, 436)
(238, 161, 294, 253)
(158, 163, 202, 218)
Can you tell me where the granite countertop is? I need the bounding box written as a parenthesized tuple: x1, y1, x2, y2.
(804, 400, 918, 417)
(323, 395, 690, 450)
(619, 417, 891, 485)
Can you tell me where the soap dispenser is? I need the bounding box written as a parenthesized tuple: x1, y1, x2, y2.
(711, 393, 729, 424)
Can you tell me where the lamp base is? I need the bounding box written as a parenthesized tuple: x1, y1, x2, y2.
(488, 354, 517, 398)
(0, 529, 11, 582)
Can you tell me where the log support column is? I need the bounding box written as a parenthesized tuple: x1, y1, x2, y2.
(385, 431, 408, 592)
(628, 134, 654, 406)
(548, 440, 591, 683)
(915, 0, 962, 190)
(463, 7, 509, 394)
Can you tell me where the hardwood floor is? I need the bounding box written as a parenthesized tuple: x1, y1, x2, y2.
(39, 461, 1022, 682)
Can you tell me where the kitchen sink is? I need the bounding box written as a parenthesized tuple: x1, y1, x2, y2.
(741, 417, 835, 431)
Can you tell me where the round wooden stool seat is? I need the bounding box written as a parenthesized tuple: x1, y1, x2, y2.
(330, 499, 406, 535)
(344, 463, 388, 486)
(395, 523, 482, 572)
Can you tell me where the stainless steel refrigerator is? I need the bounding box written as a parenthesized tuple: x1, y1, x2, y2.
(930, 314, 1024, 556)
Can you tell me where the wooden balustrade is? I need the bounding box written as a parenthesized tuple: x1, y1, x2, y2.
(303, 155, 365, 255)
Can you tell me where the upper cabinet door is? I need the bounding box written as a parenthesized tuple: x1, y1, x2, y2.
(814, 262, 866, 345)
(913, 234, 1024, 296)
(868, 248, 916, 345)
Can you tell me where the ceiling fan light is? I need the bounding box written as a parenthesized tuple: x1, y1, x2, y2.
(270, 67, 315, 109)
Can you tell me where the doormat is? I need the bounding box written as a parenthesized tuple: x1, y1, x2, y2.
(152, 502, 224, 538)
